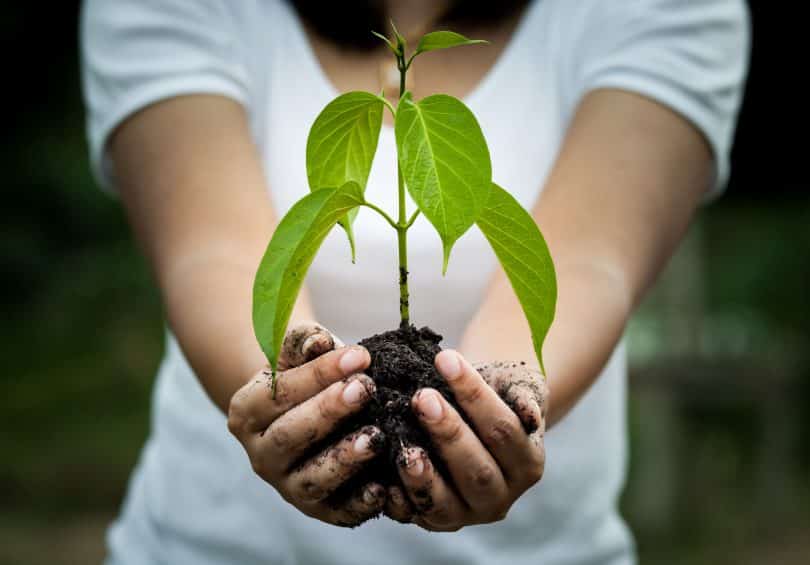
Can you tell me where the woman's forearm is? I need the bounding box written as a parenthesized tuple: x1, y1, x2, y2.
(461, 259, 631, 427)
(161, 249, 315, 413)
(109, 94, 311, 413)
(464, 88, 713, 427)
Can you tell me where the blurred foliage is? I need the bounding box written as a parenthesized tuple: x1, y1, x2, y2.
(1, 1, 808, 564)
(0, 0, 163, 525)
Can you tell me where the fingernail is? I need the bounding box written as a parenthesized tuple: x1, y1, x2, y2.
(405, 449, 424, 477)
(301, 333, 319, 353)
(436, 350, 461, 380)
(343, 379, 368, 406)
(417, 390, 443, 422)
(302, 333, 330, 358)
(339, 347, 367, 375)
(354, 433, 372, 455)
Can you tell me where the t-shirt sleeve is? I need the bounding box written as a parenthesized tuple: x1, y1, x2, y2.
(565, 0, 750, 199)
(81, 0, 250, 191)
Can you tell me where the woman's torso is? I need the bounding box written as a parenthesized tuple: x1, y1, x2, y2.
(107, 2, 633, 563)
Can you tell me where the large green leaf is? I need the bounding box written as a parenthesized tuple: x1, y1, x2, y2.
(395, 93, 492, 272)
(306, 92, 384, 260)
(476, 183, 557, 375)
(415, 31, 488, 55)
(253, 181, 364, 371)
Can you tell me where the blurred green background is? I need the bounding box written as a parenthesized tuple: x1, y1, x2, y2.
(1, 2, 807, 564)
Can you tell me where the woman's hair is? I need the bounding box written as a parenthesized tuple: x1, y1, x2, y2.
(287, 0, 530, 50)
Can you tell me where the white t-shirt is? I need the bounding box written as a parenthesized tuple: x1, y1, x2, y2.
(81, 1, 749, 563)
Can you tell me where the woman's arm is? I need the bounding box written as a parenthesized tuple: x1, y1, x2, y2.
(462, 88, 714, 426)
(110, 94, 387, 525)
(110, 94, 313, 412)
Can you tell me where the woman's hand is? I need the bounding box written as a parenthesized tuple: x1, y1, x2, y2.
(385, 351, 548, 531)
(227, 322, 387, 527)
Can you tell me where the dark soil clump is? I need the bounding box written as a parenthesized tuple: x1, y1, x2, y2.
(328, 324, 459, 504)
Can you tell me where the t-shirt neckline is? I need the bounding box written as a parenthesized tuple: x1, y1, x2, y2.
(288, 1, 537, 116)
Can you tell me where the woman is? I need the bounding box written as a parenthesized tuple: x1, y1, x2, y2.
(81, 0, 749, 563)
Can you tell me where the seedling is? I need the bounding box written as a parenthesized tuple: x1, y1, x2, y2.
(253, 25, 557, 393)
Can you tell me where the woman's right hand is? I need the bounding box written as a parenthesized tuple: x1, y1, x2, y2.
(227, 323, 386, 527)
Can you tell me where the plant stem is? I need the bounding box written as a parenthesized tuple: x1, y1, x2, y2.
(396, 53, 410, 328)
(397, 169, 409, 327)
(405, 209, 421, 229)
(399, 57, 407, 98)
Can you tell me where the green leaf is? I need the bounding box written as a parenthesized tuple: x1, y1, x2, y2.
(306, 92, 383, 189)
(253, 181, 364, 371)
(415, 31, 488, 55)
(395, 93, 492, 273)
(390, 20, 407, 54)
(337, 209, 358, 263)
(306, 91, 384, 260)
(476, 183, 557, 375)
(371, 30, 397, 54)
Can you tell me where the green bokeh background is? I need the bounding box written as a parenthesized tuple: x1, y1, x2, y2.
(1, 2, 807, 563)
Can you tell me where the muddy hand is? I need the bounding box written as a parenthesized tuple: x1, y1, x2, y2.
(386, 350, 547, 531)
(474, 360, 549, 442)
(228, 322, 386, 527)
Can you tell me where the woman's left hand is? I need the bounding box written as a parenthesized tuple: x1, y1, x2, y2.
(384, 351, 549, 531)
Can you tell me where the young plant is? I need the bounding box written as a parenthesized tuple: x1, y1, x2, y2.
(253, 25, 557, 392)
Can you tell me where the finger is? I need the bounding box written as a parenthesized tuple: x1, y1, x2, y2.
(273, 346, 370, 415)
(323, 483, 386, 528)
(474, 361, 548, 434)
(384, 485, 414, 523)
(229, 346, 370, 436)
(284, 425, 383, 503)
(278, 322, 344, 371)
(253, 375, 376, 471)
(397, 447, 465, 531)
(412, 387, 509, 504)
(505, 381, 545, 435)
(436, 352, 540, 482)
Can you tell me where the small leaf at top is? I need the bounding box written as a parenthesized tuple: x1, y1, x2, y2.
(390, 20, 406, 54)
(415, 31, 488, 55)
(306, 91, 383, 259)
(395, 93, 492, 273)
(371, 30, 397, 54)
(253, 181, 364, 371)
(476, 183, 557, 375)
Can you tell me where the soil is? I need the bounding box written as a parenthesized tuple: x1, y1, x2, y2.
(327, 324, 461, 505)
